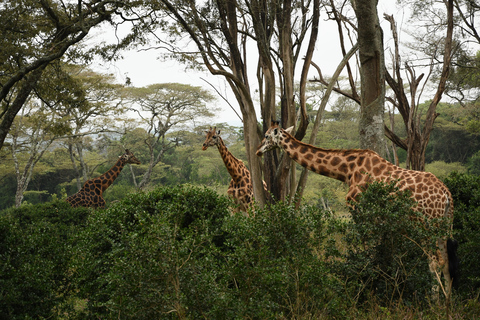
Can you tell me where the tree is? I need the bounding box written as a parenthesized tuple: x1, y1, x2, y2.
(124, 83, 217, 189)
(0, 0, 152, 151)
(156, 0, 320, 204)
(53, 65, 128, 191)
(383, 0, 455, 170)
(353, 0, 386, 156)
(8, 101, 69, 207)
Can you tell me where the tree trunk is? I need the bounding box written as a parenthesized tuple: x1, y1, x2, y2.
(354, 0, 386, 157)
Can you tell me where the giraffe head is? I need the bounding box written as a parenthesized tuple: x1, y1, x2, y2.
(202, 127, 221, 150)
(256, 121, 294, 156)
(121, 149, 141, 165)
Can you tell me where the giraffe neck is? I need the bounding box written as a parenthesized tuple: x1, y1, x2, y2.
(279, 129, 377, 184)
(216, 137, 245, 180)
(98, 157, 127, 192)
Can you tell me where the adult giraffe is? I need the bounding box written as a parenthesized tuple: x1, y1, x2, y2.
(202, 127, 266, 215)
(66, 149, 141, 208)
(256, 121, 458, 299)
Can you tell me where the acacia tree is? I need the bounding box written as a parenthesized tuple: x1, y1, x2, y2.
(310, 0, 456, 171)
(0, 0, 153, 151)
(124, 83, 217, 189)
(445, 0, 480, 114)
(53, 65, 128, 190)
(154, 0, 320, 204)
(8, 101, 69, 207)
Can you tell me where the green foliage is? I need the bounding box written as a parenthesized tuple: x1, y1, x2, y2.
(425, 160, 466, 180)
(72, 185, 231, 319)
(218, 202, 334, 319)
(444, 172, 480, 295)
(102, 182, 138, 204)
(467, 150, 480, 175)
(71, 185, 336, 319)
(2, 183, 480, 319)
(327, 180, 448, 308)
(426, 114, 480, 164)
(0, 173, 16, 210)
(0, 201, 89, 319)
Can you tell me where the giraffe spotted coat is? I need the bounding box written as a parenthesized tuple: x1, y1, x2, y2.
(203, 127, 266, 215)
(66, 149, 141, 208)
(256, 121, 456, 298)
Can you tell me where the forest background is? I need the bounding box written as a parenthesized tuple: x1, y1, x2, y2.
(1, 96, 479, 211)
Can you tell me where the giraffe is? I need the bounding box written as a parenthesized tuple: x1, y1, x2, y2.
(66, 149, 141, 208)
(256, 121, 458, 299)
(202, 127, 265, 215)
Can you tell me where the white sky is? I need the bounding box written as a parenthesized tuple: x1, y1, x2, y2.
(91, 1, 407, 128)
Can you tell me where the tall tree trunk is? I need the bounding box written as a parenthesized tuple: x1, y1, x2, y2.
(68, 143, 82, 191)
(354, 0, 386, 157)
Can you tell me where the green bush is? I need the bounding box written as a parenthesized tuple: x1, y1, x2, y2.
(5, 181, 478, 319)
(327, 180, 449, 308)
(72, 185, 231, 319)
(217, 202, 335, 319)
(444, 172, 480, 296)
(71, 185, 336, 319)
(0, 201, 89, 319)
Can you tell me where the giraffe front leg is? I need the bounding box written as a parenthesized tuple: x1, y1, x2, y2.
(428, 239, 452, 302)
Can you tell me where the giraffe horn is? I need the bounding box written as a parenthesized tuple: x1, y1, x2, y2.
(270, 118, 280, 127)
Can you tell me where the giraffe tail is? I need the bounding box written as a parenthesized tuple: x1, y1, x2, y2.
(447, 238, 459, 290)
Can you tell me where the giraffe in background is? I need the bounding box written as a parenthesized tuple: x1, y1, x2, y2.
(66, 149, 141, 208)
(256, 120, 458, 299)
(203, 127, 266, 215)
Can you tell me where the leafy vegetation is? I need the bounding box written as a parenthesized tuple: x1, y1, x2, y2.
(445, 172, 480, 297)
(2, 181, 480, 319)
(0, 201, 89, 319)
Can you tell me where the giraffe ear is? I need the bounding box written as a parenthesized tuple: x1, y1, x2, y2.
(285, 126, 294, 134)
(217, 130, 221, 135)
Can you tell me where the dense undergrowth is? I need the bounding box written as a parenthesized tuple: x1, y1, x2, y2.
(1, 174, 480, 319)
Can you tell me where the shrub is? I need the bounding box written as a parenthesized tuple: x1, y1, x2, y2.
(444, 172, 480, 296)
(327, 180, 449, 308)
(217, 202, 335, 319)
(0, 201, 89, 319)
(71, 185, 231, 319)
(72, 185, 335, 319)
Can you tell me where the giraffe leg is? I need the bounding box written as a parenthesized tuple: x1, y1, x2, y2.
(98, 197, 106, 208)
(439, 239, 452, 301)
(428, 254, 441, 301)
(428, 239, 453, 302)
